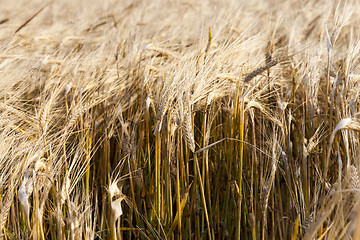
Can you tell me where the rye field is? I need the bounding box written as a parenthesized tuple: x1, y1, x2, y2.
(0, 0, 360, 239)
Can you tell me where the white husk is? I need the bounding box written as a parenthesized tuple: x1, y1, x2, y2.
(111, 198, 123, 220)
(17, 173, 34, 222)
(109, 181, 124, 220)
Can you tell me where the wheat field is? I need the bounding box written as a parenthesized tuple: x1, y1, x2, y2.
(0, 0, 360, 239)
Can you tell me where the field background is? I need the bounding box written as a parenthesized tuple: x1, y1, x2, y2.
(1, 0, 360, 239)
